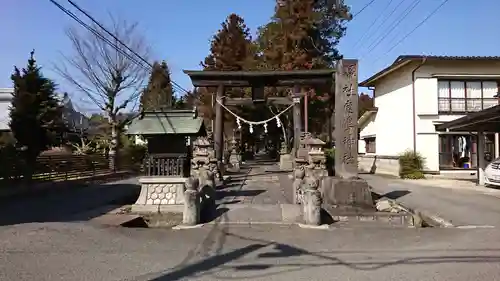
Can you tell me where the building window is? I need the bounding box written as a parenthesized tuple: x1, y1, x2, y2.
(365, 137, 376, 153)
(438, 80, 498, 114)
(439, 134, 495, 169)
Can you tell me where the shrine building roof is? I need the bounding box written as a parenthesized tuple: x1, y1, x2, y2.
(126, 109, 204, 135)
(183, 69, 335, 87)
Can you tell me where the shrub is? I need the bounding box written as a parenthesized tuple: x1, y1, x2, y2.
(398, 150, 425, 179)
(119, 143, 147, 171)
(325, 148, 335, 176)
(0, 144, 27, 180)
(325, 148, 335, 161)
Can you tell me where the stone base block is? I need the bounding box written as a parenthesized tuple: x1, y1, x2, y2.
(321, 177, 374, 210)
(131, 204, 184, 214)
(279, 154, 293, 171)
(132, 176, 187, 214)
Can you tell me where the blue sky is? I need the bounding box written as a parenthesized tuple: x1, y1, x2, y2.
(1, 0, 499, 112)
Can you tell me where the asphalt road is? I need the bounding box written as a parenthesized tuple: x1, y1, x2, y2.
(0, 222, 499, 281)
(1, 174, 500, 280)
(361, 174, 500, 227)
(0, 177, 140, 226)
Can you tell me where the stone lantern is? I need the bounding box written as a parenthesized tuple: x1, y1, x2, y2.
(305, 137, 327, 179)
(229, 137, 241, 171)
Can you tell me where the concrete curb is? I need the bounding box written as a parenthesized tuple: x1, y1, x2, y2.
(204, 221, 292, 226)
(172, 224, 205, 230)
(297, 223, 331, 230)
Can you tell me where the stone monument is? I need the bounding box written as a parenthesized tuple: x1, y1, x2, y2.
(322, 59, 374, 210)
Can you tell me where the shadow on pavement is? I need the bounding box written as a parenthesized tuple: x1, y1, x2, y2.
(0, 177, 140, 226)
(216, 189, 266, 200)
(379, 190, 411, 200)
(138, 214, 500, 281)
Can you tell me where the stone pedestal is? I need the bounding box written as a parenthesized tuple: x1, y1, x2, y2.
(302, 176, 322, 226)
(279, 153, 293, 171)
(182, 177, 200, 225)
(321, 177, 374, 210)
(132, 176, 186, 213)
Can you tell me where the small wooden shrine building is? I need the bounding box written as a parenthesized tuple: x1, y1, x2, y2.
(126, 108, 206, 213)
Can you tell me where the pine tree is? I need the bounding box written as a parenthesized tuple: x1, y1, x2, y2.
(10, 50, 65, 170)
(140, 61, 174, 111)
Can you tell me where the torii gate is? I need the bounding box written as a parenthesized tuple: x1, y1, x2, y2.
(183, 59, 359, 179)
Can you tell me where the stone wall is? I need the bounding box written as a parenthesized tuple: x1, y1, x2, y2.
(358, 155, 400, 177)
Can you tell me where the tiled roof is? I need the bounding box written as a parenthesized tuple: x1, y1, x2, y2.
(394, 55, 500, 63)
(127, 110, 204, 135)
(360, 55, 500, 87)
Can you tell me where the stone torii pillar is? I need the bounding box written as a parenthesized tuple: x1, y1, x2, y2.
(291, 85, 303, 158)
(214, 84, 225, 179)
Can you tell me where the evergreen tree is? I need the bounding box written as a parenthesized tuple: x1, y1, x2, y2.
(255, 0, 350, 136)
(201, 13, 256, 71)
(259, 0, 349, 70)
(198, 14, 259, 131)
(140, 61, 173, 111)
(10, 50, 65, 169)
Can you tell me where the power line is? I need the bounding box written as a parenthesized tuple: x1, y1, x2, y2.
(360, 0, 422, 59)
(65, 0, 190, 95)
(48, 0, 153, 107)
(49, 0, 149, 72)
(353, 0, 378, 17)
(352, 0, 396, 49)
(357, 0, 408, 52)
(372, 0, 451, 64)
(49, 0, 190, 96)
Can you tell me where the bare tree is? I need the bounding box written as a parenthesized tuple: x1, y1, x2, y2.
(55, 17, 150, 169)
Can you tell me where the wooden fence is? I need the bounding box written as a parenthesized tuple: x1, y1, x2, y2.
(143, 153, 190, 177)
(0, 153, 114, 183)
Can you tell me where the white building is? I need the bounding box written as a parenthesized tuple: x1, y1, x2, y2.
(0, 89, 91, 134)
(357, 55, 500, 175)
(0, 88, 13, 132)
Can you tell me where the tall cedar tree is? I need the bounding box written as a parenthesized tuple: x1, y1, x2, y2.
(201, 14, 255, 71)
(259, 0, 348, 70)
(140, 61, 174, 111)
(257, 0, 349, 135)
(10, 51, 65, 168)
(199, 14, 257, 132)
